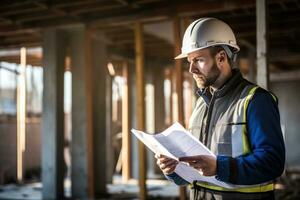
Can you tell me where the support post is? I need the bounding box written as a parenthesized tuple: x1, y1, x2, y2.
(153, 67, 165, 132)
(70, 26, 94, 199)
(106, 70, 113, 183)
(91, 32, 108, 197)
(134, 22, 147, 200)
(256, 0, 269, 89)
(17, 47, 26, 183)
(42, 28, 65, 199)
(122, 61, 131, 182)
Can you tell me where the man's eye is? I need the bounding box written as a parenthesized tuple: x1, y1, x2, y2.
(195, 58, 204, 62)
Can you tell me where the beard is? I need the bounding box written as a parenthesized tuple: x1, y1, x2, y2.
(194, 61, 221, 89)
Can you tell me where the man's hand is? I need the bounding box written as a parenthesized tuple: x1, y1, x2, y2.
(155, 154, 178, 175)
(179, 155, 217, 176)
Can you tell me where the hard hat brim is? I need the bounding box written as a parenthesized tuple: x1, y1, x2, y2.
(174, 44, 240, 60)
(174, 53, 187, 59)
(174, 46, 205, 59)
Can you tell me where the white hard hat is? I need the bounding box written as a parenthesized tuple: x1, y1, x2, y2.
(175, 18, 240, 59)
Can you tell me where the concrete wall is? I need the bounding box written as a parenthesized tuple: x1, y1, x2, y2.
(0, 119, 41, 184)
(271, 80, 300, 169)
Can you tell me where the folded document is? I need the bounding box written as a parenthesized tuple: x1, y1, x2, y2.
(131, 122, 248, 189)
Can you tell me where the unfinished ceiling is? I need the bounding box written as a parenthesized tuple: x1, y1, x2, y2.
(0, 0, 299, 71)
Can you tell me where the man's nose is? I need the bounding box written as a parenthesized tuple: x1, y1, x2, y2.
(189, 61, 197, 74)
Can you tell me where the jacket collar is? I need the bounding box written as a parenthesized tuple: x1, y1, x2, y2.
(214, 68, 243, 98)
(196, 69, 243, 103)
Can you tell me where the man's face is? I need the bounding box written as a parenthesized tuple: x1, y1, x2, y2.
(187, 48, 221, 89)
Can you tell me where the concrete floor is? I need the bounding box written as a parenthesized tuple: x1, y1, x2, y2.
(1, 176, 300, 200)
(0, 176, 182, 200)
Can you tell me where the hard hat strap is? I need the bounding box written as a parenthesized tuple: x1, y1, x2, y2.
(221, 45, 237, 62)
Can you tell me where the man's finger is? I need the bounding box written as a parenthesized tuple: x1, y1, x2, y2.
(160, 159, 178, 170)
(155, 154, 171, 159)
(179, 155, 202, 162)
(163, 166, 176, 175)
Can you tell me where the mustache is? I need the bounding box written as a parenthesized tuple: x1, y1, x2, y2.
(193, 74, 205, 79)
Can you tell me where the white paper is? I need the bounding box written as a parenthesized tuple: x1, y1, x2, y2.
(131, 122, 250, 189)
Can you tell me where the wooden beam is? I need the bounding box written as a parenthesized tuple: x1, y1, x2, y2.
(87, 0, 255, 26)
(122, 61, 131, 182)
(173, 17, 184, 124)
(0, 42, 41, 50)
(134, 21, 147, 200)
(256, 0, 269, 89)
(16, 13, 65, 24)
(71, 4, 123, 15)
(0, 6, 45, 17)
(53, 0, 99, 8)
(164, 68, 173, 126)
(16, 47, 26, 183)
(3, 35, 40, 43)
(0, 1, 35, 10)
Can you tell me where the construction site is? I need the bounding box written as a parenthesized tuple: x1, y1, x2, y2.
(0, 0, 300, 199)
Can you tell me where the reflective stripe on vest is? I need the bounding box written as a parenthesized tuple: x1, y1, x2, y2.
(194, 181, 274, 193)
(242, 86, 259, 154)
(193, 86, 275, 193)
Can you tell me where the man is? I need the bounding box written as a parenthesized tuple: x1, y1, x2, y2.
(155, 18, 285, 199)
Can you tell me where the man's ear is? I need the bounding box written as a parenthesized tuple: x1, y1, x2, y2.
(217, 50, 227, 63)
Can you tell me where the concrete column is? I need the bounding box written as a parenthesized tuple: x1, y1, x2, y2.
(69, 26, 94, 198)
(70, 26, 108, 198)
(90, 33, 108, 197)
(42, 28, 65, 199)
(106, 73, 113, 184)
(256, 0, 269, 89)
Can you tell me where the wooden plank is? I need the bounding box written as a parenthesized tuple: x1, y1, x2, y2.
(17, 47, 26, 183)
(256, 0, 269, 89)
(134, 21, 147, 200)
(173, 16, 184, 124)
(153, 66, 165, 132)
(88, 0, 255, 26)
(165, 68, 173, 126)
(122, 61, 131, 182)
(173, 16, 187, 200)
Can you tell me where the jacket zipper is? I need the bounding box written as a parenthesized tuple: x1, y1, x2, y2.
(203, 94, 216, 147)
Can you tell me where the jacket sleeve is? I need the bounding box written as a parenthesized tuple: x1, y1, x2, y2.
(215, 89, 285, 184)
(165, 172, 190, 185)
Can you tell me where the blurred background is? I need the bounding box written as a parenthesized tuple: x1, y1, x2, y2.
(0, 0, 299, 199)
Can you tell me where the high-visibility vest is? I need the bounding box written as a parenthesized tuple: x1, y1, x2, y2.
(188, 72, 276, 193)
